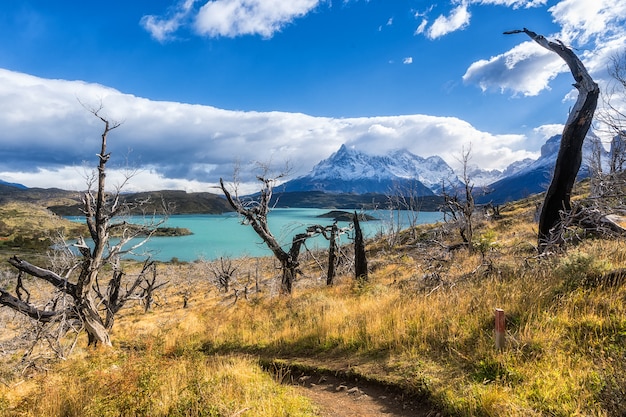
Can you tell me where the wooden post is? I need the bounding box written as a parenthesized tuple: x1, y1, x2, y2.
(495, 308, 505, 350)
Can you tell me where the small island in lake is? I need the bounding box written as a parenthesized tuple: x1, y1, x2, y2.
(316, 210, 378, 222)
(152, 226, 193, 237)
(112, 224, 193, 237)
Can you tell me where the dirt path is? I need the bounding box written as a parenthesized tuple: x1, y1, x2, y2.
(283, 367, 442, 417)
(293, 373, 434, 416)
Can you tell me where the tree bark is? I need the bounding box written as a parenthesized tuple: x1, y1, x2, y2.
(505, 28, 599, 251)
(353, 212, 368, 282)
(0, 290, 74, 323)
(8, 256, 77, 297)
(326, 223, 338, 286)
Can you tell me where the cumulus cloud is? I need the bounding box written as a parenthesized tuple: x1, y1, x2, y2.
(194, 0, 322, 38)
(462, 0, 626, 98)
(426, 2, 471, 39)
(414, 18, 428, 35)
(0, 69, 536, 192)
(415, 0, 548, 40)
(141, 0, 324, 39)
(462, 41, 564, 96)
(140, 0, 196, 42)
(473, 0, 546, 8)
(550, 0, 626, 44)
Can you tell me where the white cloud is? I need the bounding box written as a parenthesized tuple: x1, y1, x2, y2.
(426, 2, 471, 39)
(414, 18, 428, 35)
(533, 124, 564, 138)
(473, 0, 546, 8)
(462, 41, 564, 96)
(0, 69, 537, 192)
(403, 57, 413, 64)
(194, 0, 322, 38)
(550, 0, 626, 44)
(141, 0, 325, 39)
(140, 0, 196, 42)
(462, 0, 626, 102)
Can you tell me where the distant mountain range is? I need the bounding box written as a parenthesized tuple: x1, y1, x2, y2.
(2, 132, 621, 211)
(280, 131, 614, 205)
(474, 132, 608, 204)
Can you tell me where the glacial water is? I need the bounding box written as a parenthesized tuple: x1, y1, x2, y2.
(66, 208, 443, 262)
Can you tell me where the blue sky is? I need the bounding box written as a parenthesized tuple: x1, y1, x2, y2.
(1, 0, 625, 192)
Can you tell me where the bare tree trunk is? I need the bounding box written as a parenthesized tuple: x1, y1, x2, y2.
(282, 232, 308, 294)
(81, 294, 111, 347)
(353, 212, 368, 282)
(505, 28, 599, 252)
(75, 114, 117, 347)
(326, 223, 338, 286)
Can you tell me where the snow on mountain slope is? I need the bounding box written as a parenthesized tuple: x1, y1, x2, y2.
(282, 131, 608, 202)
(283, 145, 460, 195)
(477, 132, 606, 204)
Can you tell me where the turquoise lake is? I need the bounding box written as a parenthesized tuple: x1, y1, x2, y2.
(67, 208, 444, 262)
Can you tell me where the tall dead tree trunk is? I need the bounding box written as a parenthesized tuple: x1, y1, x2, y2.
(78, 114, 117, 346)
(326, 223, 338, 286)
(353, 212, 368, 282)
(505, 28, 599, 252)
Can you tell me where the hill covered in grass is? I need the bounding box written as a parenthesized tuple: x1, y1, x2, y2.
(1, 181, 626, 416)
(0, 201, 88, 254)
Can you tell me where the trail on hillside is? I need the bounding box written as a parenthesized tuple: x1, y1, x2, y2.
(265, 360, 442, 417)
(292, 372, 437, 417)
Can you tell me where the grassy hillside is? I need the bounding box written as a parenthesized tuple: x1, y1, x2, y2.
(1, 184, 626, 416)
(0, 184, 232, 216)
(47, 190, 233, 216)
(0, 201, 88, 254)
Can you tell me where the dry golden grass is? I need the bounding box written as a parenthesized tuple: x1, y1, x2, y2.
(0, 202, 85, 239)
(2, 190, 626, 416)
(1, 349, 317, 417)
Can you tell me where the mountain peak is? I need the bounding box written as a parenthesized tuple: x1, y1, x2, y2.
(282, 145, 461, 195)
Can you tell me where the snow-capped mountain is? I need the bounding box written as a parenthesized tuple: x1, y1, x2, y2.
(466, 158, 535, 188)
(280, 132, 610, 205)
(477, 132, 606, 204)
(281, 144, 460, 196)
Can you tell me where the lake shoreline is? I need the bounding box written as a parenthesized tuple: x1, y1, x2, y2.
(66, 208, 444, 262)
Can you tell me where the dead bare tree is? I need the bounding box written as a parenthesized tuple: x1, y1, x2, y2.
(1, 104, 167, 348)
(442, 146, 475, 252)
(353, 212, 368, 282)
(598, 50, 626, 174)
(208, 256, 239, 293)
(592, 51, 626, 208)
(384, 180, 423, 246)
(220, 168, 315, 294)
(587, 134, 605, 198)
(504, 28, 600, 252)
(325, 222, 339, 286)
(136, 262, 168, 313)
(303, 222, 351, 286)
